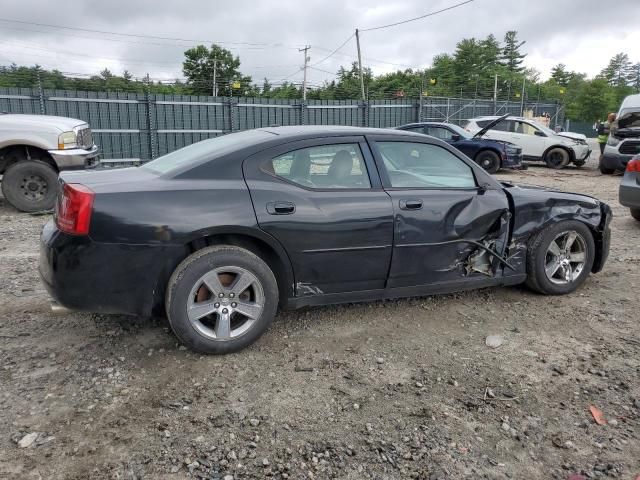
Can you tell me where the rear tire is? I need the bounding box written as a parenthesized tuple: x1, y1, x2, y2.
(599, 165, 615, 175)
(475, 150, 501, 174)
(166, 245, 278, 354)
(1, 160, 59, 212)
(630, 208, 640, 221)
(525, 220, 595, 295)
(544, 147, 570, 169)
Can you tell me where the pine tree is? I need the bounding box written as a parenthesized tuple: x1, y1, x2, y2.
(501, 31, 526, 73)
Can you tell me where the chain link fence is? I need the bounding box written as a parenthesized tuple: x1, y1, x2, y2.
(0, 85, 563, 162)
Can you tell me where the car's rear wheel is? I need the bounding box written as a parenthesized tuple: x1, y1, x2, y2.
(1, 160, 59, 212)
(525, 221, 595, 295)
(475, 150, 501, 174)
(544, 147, 570, 169)
(598, 164, 615, 175)
(630, 208, 640, 221)
(166, 245, 278, 354)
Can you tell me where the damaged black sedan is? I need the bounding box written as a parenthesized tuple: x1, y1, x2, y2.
(40, 126, 612, 354)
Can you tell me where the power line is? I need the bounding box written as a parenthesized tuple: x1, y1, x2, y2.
(310, 33, 355, 67)
(360, 0, 475, 32)
(0, 17, 302, 48)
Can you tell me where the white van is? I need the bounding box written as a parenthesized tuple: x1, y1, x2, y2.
(601, 94, 640, 174)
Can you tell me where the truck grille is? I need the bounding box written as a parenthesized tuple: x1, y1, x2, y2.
(76, 128, 93, 149)
(619, 140, 640, 155)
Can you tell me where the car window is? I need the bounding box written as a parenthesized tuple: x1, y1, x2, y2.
(376, 142, 476, 189)
(266, 143, 370, 189)
(425, 127, 454, 140)
(401, 126, 426, 134)
(515, 121, 540, 136)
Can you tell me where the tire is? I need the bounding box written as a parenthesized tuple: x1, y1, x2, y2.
(525, 220, 595, 295)
(475, 150, 501, 174)
(1, 160, 59, 212)
(165, 245, 278, 354)
(631, 208, 640, 221)
(598, 164, 615, 175)
(544, 147, 570, 169)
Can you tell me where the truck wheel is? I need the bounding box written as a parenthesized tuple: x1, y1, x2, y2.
(630, 208, 640, 221)
(1, 160, 59, 212)
(525, 220, 595, 295)
(165, 245, 279, 354)
(544, 148, 570, 169)
(475, 150, 501, 174)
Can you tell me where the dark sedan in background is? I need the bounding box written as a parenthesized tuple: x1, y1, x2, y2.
(397, 117, 523, 173)
(40, 126, 611, 354)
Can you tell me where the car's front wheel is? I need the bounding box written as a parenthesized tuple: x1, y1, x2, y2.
(1, 160, 59, 212)
(166, 245, 279, 354)
(525, 221, 595, 295)
(544, 147, 570, 169)
(630, 208, 640, 221)
(475, 150, 501, 174)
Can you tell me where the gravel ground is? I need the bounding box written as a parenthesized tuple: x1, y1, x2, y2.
(1, 154, 639, 480)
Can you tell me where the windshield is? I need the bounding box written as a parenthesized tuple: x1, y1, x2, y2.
(618, 109, 640, 129)
(142, 130, 272, 175)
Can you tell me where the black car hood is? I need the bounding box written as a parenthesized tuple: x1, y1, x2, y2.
(472, 114, 510, 139)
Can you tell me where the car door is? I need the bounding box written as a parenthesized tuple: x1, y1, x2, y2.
(368, 135, 511, 288)
(243, 136, 394, 295)
(513, 120, 547, 158)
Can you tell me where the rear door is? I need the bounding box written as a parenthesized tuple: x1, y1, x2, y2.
(243, 136, 394, 295)
(368, 135, 511, 288)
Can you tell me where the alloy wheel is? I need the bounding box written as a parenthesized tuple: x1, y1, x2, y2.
(186, 266, 264, 341)
(544, 230, 587, 285)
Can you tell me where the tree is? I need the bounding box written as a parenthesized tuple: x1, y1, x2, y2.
(574, 78, 609, 121)
(630, 63, 640, 92)
(261, 78, 272, 96)
(501, 31, 526, 73)
(550, 64, 570, 86)
(600, 53, 633, 87)
(182, 44, 252, 96)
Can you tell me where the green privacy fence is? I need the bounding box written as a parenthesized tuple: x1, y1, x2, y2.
(0, 87, 563, 161)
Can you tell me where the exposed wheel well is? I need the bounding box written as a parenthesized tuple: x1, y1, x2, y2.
(187, 233, 293, 305)
(0, 145, 57, 175)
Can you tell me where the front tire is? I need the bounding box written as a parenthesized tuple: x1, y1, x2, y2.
(631, 208, 640, 221)
(475, 150, 501, 174)
(1, 160, 59, 212)
(544, 147, 570, 169)
(166, 245, 278, 354)
(525, 221, 595, 295)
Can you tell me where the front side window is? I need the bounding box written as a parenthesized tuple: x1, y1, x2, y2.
(377, 142, 476, 189)
(515, 121, 540, 136)
(266, 143, 370, 189)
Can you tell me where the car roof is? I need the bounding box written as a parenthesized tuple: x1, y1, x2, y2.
(620, 94, 640, 110)
(397, 122, 455, 128)
(256, 125, 424, 139)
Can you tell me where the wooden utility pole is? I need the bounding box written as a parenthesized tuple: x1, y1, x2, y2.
(355, 29, 365, 101)
(299, 46, 310, 101)
(212, 59, 218, 96)
(520, 76, 526, 116)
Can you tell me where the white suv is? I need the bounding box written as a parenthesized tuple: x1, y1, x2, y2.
(464, 116, 591, 169)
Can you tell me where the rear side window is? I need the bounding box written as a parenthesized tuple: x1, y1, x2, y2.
(376, 141, 476, 189)
(477, 119, 509, 131)
(426, 127, 454, 140)
(265, 143, 370, 189)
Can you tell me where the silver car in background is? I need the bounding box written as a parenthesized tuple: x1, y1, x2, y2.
(619, 154, 640, 221)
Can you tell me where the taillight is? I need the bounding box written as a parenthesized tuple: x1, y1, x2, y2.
(626, 158, 640, 173)
(55, 183, 95, 235)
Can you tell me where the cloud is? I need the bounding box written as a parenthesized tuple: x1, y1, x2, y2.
(0, 0, 638, 84)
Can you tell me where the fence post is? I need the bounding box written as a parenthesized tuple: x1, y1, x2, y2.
(35, 68, 45, 115)
(227, 88, 237, 133)
(300, 101, 307, 125)
(361, 101, 369, 128)
(144, 74, 156, 160)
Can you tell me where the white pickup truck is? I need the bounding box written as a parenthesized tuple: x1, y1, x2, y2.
(0, 113, 99, 212)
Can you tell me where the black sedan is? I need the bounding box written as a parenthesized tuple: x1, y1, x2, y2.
(40, 126, 612, 354)
(396, 117, 523, 173)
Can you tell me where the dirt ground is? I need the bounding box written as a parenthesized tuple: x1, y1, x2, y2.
(1, 153, 639, 480)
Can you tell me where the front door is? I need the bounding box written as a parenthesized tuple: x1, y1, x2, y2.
(369, 137, 511, 288)
(243, 137, 394, 295)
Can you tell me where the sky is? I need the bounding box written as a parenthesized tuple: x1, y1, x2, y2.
(0, 0, 639, 86)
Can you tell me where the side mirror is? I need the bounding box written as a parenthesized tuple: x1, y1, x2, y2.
(534, 130, 546, 137)
(451, 134, 461, 141)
